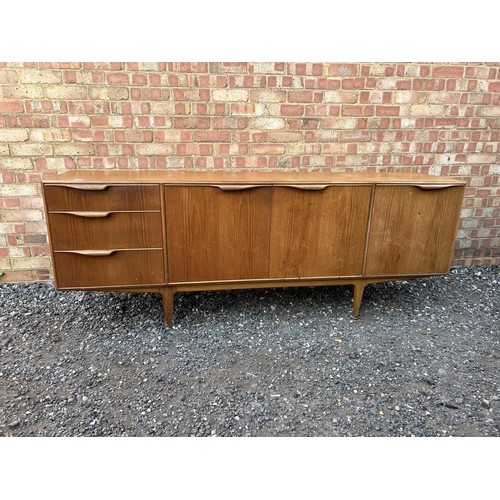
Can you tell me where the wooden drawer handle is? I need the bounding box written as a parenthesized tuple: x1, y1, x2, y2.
(415, 184, 456, 190)
(64, 211, 112, 218)
(58, 250, 116, 257)
(215, 185, 261, 191)
(283, 184, 329, 191)
(52, 184, 110, 191)
(216, 184, 329, 191)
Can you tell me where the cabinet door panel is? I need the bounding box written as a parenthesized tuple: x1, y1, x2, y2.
(165, 186, 272, 283)
(365, 185, 464, 275)
(269, 185, 372, 278)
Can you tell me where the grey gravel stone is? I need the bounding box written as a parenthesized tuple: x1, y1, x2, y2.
(0, 265, 498, 437)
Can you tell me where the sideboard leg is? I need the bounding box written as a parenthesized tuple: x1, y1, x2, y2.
(352, 282, 366, 318)
(161, 287, 176, 326)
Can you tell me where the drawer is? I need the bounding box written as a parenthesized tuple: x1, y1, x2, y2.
(53, 249, 165, 288)
(44, 184, 160, 211)
(48, 212, 163, 250)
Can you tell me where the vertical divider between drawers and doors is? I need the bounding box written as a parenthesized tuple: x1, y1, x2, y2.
(160, 182, 170, 285)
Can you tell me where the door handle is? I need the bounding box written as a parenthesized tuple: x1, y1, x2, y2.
(216, 184, 330, 191)
(415, 184, 456, 190)
(63, 211, 112, 218)
(281, 184, 329, 191)
(53, 184, 110, 191)
(58, 250, 116, 257)
(215, 185, 261, 191)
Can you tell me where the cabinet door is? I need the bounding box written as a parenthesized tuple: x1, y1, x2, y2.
(269, 185, 372, 278)
(165, 186, 272, 283)
(365, 185, 464, 276)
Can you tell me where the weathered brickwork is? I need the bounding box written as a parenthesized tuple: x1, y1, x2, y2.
(0, 62, 499, 282)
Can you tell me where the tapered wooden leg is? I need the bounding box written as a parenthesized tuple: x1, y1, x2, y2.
(353, 282, 366, 318)
(161, 287, 176, 326)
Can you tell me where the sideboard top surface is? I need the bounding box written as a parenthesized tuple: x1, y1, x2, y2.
(43, 170, 466, 186)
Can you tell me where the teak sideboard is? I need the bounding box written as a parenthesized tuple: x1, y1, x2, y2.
(41, 170, 466, 325)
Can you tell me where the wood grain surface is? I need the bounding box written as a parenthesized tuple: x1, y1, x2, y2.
(165, 186, 272, 282)
(269, 185, 372, 278)
(43, 169, 466, 186)
(53, 249, 165, 288)
(44, 184, 160, 211)
(365, 185, 465, 275)
(48, 212, 163, 250)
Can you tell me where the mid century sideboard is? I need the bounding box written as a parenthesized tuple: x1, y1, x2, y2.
(42, 170, 466, 325)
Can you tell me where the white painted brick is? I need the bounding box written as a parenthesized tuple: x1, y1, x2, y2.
(0, 184, 38, 197)
(212, 89, 249, 101)
(409, 105, 445, 116)
(11, 257, 50, 270)
(20, 70, 62, 84)
(0, 258, 11, 270)
(250, 118, 286, 129)
(0, 129, 29, 142)
(0, 158, 33, 170)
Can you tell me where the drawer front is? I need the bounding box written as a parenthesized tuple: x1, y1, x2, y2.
(44, 184, 160, 211)
(48, 212, 163, 250)
(53, 249, 165, 288)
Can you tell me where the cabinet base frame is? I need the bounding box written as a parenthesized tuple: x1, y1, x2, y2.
(161, 275, 437, 326)
(56, 274, 439, 326)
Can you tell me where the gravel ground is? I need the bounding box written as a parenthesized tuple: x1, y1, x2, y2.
(0, 265, 498, 437)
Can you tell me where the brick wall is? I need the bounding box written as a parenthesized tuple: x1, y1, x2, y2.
(0, 62, 499, 282)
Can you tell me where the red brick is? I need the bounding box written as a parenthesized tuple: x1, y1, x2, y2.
(0, 101, 24, 112)
(312, 64, 323, 76)
(155, 131, 192, 142)
(105, 72, 129, 84)
(288, 91, 315, 103)
(235, 156, 268, 168)
(294, 64, 307, 75)
(194, 131, 231, 142)
(328, 64, 359, 76)
(305, 105, 340, 116)
(417, 65, 429, 77)
(251, 144, 286, 155)
(177, 143, 212, 155)
(280, 105, 304, 116)
(488, 81, 500, 92)
(0, 270, 35, 282)
(432, 66, 464, 78)
(114, 130, 153, 142)
(214, 144, 248, 155)
(395, 80, 411, 90)
(376, 106, 400, 116)
(231, 103, 256, 115)
(212, 117, 248, 129)
(342, 105, 374, 116)
(30, 245, 50, 256)
(342, 78, 366, 89)
(4, 198, 20, 208)
(0, 70, 18, 83)
(173, 117, 210, 129)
